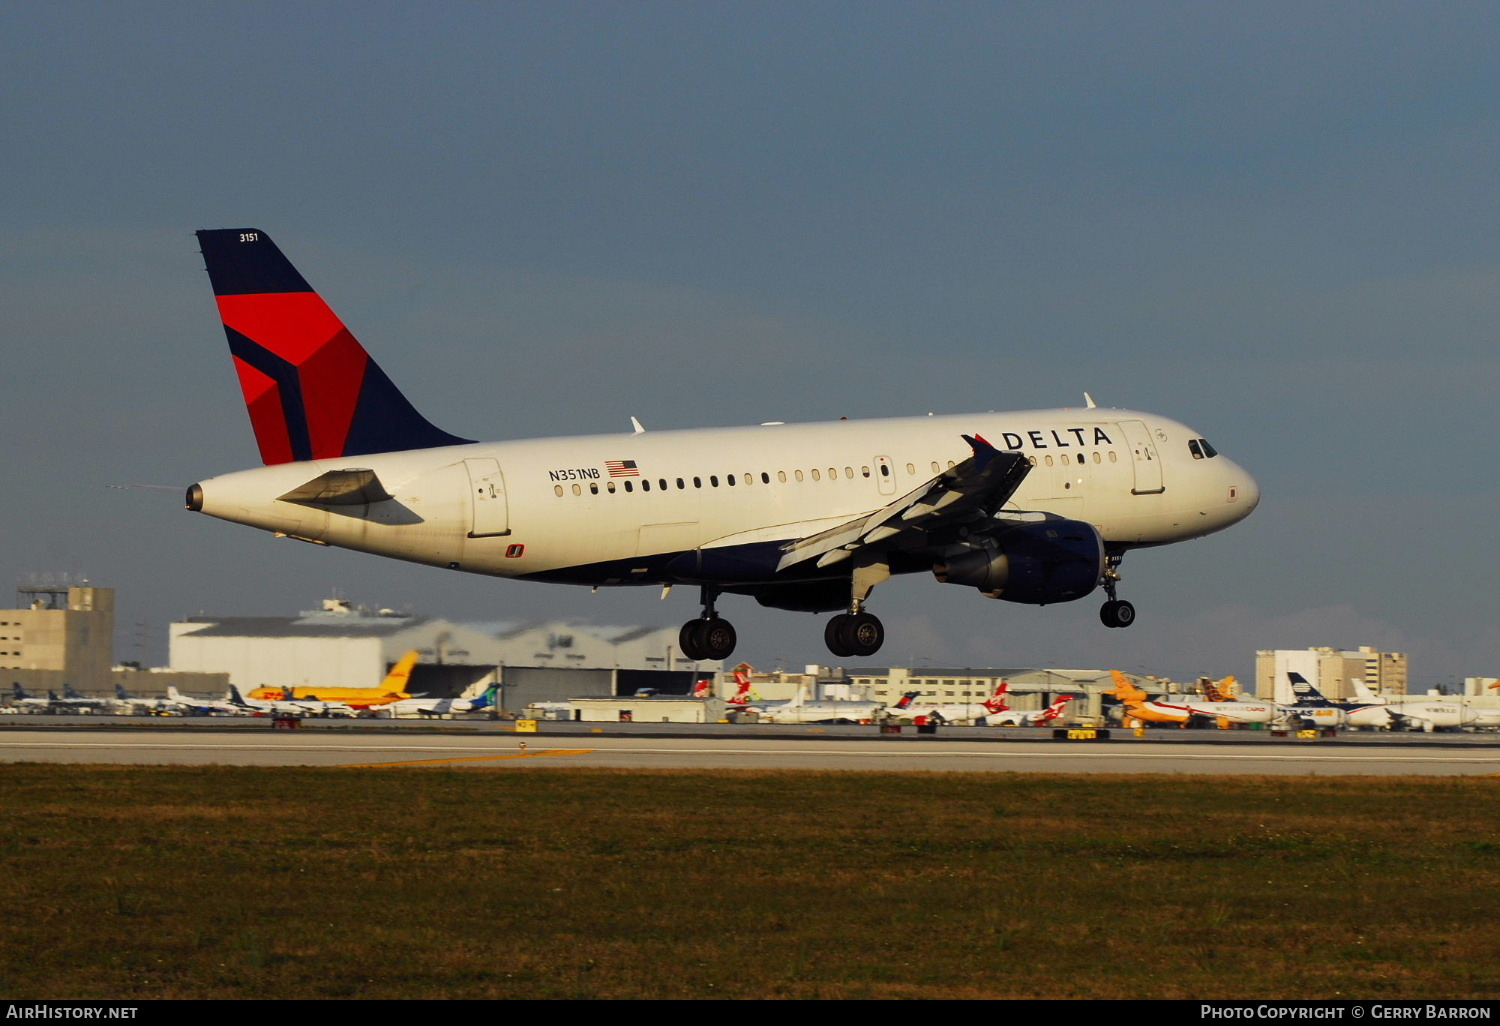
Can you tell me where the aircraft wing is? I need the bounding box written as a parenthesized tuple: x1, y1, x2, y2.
(774, 434, 1032, 572)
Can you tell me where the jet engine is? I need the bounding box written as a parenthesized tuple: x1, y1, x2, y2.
(933, 519, 1105, 604)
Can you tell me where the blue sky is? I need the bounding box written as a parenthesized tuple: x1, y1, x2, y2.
(3, 2, 1495, 688)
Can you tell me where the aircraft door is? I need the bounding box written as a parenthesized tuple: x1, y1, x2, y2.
(464, 457, 511, 536)
(874, 456, 896, 495)
(1117, 420, 1165, 495)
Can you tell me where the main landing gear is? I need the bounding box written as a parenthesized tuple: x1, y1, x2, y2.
(1099, 554, 1136, 629)
(824, 610, 884, 659)
(678, 587, 737, 661)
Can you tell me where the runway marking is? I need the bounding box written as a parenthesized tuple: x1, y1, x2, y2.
(340, 749, 595, 768)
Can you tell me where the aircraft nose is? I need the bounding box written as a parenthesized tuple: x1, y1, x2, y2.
(1226, 461, 1260, 519)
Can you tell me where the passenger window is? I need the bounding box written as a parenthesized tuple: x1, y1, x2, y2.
(906, 463, 915, 475)
(607, 481, 616, 493)
(795, 470, 804, 482)
(572, 483, 582, 495)
(931, 462, 941, 474)
(624, 480, 633, 492)
(589, 483, 599, 494)
(1044, 455, 1054, 467)
(693, 477, 701, 488)
(1108, 451, 1118, 463)
(554, 485, 564, 497)
(677, 478, 685, 489)
(659, 479, 667, 490)
(710, 475, 719, 487)
(777, 471, 786, 483)
(811, 469, 821, 481)
(1077, 454, 1085, 465)
(845, 467, 854, 478)
(1092, 452, 1101, 464)
(726, 474, 736, 487)
(761, 472, 770, 484)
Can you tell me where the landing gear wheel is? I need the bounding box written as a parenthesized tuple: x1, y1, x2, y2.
(1100, 599, 1136, 629)
(825, 612, 884, 657)
(699, 617, 737, 660)
(824, 614, 854, 658)
(679, 620, 707, 660)
(680, 618, 737, 660)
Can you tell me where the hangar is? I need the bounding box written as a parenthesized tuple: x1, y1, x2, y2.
(169, 598, 723, 713)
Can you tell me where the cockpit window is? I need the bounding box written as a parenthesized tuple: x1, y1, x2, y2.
(1189, 438, 1219, 459)
(1200, 438, 1219, 458)
(1188, 439, 1204, 460)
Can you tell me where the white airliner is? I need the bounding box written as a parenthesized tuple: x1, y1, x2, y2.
(899, 681, 1014, 724)
(983, 694, 1076, 727)
(184, 230, 1260, 661)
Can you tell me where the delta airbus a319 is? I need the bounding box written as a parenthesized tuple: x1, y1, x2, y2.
(184, 229, 1260, 661)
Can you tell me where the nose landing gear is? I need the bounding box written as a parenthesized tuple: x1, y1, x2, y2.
(1099, 555, 1136, 628)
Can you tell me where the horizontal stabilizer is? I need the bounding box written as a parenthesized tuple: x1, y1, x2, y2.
(278, 468, 392, 506)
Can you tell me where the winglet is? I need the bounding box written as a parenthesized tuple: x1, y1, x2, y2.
(962, 433, 1000, 471)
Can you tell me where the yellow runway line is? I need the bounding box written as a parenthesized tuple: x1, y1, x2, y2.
(340, 748, 595, 768)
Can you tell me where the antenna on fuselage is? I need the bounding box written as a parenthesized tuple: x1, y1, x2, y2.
(630, 417, 646, 434)
(1083, 392, 1098, 409)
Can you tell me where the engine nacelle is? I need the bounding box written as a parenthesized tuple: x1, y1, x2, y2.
(933, 519, 1105, 605)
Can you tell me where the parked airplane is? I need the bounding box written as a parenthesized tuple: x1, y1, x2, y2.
(227, 684, 356, 718)
(9, 683, 52, 710)
(983, 694, 1075, 727)
(113, 682, 181, 715)
(1286, 672, 1389, 730)
(248, 649, 422, 708)
(165, 685, 243, 716)
(1345, 678, 1488, 732)
(901, 681, 1014, 724)
(1109, 671, 1280, 728)
(44, 685, 113, 713)
(382, 684, 498, 718)
(751, 682, 887, 724)
(185, 229, 1260, 661)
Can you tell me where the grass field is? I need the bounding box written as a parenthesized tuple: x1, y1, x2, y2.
(2, 765, 1498, 999)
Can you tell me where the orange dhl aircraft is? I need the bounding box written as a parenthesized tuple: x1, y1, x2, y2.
(249, 649, 422, 709)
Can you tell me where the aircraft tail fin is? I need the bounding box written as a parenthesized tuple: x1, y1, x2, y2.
(194, 229, 474, 465)
(380, 650, 421, 695)
(892, 691, 920, 711)
(12, 683, 27, 700)
(1110, 670, 1148, 704)
(1287, 671, 1330, 704)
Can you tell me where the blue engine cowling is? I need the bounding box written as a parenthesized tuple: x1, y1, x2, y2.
(933, 518, 1104, 604)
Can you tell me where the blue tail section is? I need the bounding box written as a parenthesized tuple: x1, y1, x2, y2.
(1287, 672, 1330, 704)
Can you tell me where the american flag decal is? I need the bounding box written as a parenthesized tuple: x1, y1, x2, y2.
(606, 459, 640, 478)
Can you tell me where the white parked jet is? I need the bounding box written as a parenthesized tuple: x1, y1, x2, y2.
(165, 686, 243, 716)
(185, 230, 1260, 661)
(899, 681, 1015, 724)
(226, 685, 356, 718)
(983, 694, 1076, 727)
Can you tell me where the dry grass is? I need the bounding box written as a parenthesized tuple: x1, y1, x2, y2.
(1, 766, 1498, 999)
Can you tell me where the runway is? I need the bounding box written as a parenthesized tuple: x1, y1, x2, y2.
(3, 727, 1499, 774)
